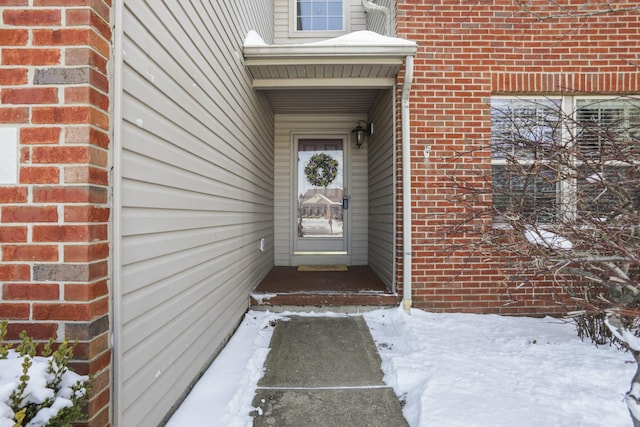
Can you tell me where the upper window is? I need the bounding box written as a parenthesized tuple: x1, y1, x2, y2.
(295, 0, 344, 32)
(491, 96, 640, 224)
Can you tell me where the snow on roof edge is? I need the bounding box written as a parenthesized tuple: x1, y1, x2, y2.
(244, 30, 416, 48)
(244, 30, 267, 47)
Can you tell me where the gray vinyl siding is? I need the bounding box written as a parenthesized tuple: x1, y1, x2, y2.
(274, 114, 368, 266)
(368, 89, 395, 289)
(365, 0, 395, 36)
(117, 2, 274, 426)
(274, 0, 367, 44)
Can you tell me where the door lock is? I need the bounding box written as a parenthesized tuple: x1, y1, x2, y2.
(342, 196, 349, 209)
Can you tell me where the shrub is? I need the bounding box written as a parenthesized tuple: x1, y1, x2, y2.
(0, 321, 90, 427)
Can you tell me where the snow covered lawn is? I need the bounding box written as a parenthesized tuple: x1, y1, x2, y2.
(166, 308, 634, 427)
(365, 308, 633, 427)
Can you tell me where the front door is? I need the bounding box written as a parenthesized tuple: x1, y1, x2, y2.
(295, 137, 347, 254)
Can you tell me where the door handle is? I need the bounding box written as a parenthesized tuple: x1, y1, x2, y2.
(342, 196, 349, 209)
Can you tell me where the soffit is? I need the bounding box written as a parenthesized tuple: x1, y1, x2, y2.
(262, 88, 383, 114)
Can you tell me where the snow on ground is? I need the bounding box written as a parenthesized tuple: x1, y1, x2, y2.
(301, 217, 343, 236)
(166, 308, 635, 427)
(365, 308, 634, 427)
(165, 312, 279, 427)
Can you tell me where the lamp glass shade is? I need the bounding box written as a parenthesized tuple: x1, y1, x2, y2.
(356, 128, 364, 146)
(353, 125, 365, 147)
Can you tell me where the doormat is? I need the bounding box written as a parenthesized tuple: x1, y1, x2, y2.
(297, 265, 348, 272)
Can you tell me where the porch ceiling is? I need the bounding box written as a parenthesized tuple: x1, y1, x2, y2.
(262, 88, 383, 114)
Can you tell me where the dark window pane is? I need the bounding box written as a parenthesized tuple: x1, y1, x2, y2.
(493, 165, 558, 223)
(577, 165, 640, 219)
(577, 99, 640, 161)
(576, 99, 640, 220)
(491, 98, 561, 161)
(491, 98, 561, 223)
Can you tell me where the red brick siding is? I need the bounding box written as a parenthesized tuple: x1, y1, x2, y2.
(0, 2, 111, 426)
(396, 0, 640, 314)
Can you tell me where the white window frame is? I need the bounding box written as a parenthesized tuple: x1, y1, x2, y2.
(491, 95, 640, 225)
(289, 0, 349, 39)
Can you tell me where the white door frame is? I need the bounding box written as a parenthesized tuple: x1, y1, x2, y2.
(291, 132, 352, 265)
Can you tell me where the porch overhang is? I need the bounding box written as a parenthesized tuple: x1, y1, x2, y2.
(243, 31, 417, 90)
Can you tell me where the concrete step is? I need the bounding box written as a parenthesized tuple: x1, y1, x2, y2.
(250, 291, 400, 312)
(251, 266, 400, 312)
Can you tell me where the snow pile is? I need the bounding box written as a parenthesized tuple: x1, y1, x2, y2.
(243, 30, 267, 47)
(305, 30, 417, 47)
(167, 308, 634, 426)
(524, 227, 573, 250)
(166, 311, 282, 427)
(300, 217, 344, 236)
(0, 351, 88, 427)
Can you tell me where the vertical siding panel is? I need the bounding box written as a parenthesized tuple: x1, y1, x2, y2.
(368, 89, 395, 289)
(274, 114, 368, 265)
(118, 1, 274, 426)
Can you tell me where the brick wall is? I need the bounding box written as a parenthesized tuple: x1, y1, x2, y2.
(395, 0, 640, 314)
(0, 2, 111, 426)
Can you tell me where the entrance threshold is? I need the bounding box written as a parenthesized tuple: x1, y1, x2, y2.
(250, 266, 399, 313)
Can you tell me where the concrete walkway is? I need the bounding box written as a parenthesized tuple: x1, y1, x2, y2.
(251, 316, 408, 426)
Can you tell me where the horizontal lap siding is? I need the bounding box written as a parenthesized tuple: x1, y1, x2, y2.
(368, 89, 395, 289)
(118, 1, 274, 426)
(273, 115, 292, 265)
(351, 120, 369, 265)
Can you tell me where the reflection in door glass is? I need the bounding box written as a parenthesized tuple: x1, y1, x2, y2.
(297, 139, 343, 238)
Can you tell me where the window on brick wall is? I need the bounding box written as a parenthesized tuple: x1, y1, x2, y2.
(491, 96, 640, 224)
(293, 0, 345, 32)
(575, 98, 640, 219)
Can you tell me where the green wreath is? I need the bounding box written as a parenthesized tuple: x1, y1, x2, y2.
(304, 153, 338, 187)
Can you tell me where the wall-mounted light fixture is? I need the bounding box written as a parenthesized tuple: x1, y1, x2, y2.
(352, 120, 373, 148)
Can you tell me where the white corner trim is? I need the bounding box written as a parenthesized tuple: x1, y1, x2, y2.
(0, 127, 18, 184)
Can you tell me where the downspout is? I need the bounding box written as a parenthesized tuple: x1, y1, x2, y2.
(361, 0, 392, 36)
(111, 1, 124, 425)
(401, 55, 414, 312)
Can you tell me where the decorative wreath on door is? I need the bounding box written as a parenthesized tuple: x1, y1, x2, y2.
(304, 153, 338, 187)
